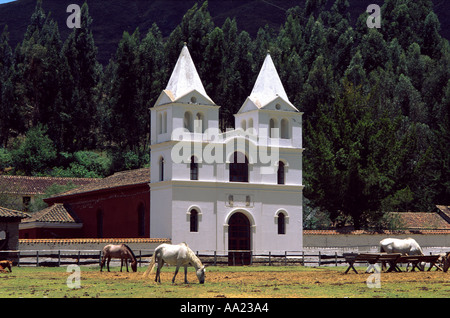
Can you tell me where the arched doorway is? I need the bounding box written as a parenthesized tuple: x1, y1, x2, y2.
(228, 212, 251, 265)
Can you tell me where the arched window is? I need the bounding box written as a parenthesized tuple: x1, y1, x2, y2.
(229, 152, 249, 182)
(195, 112, 205, 133)
(190, 156, 198, 180)
(163, 111, 167, 133)
(248, 118, 253, 129)
(190, 209, 199, 232)
(158, 113, 163, 134)
(184, 111, 193, 132)
(138, 203, 145, 237)
(96, 209, 103, 238)
(277, 212, 286, 235)
(269, 118, 278, 138)
(241, 119, 246, 131)
(159, 157, 165, 181)
(281, 118, 289, 139)
(277, 161, 285, 185)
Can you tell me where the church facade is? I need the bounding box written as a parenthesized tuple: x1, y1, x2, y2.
(150, 45, 303, 258)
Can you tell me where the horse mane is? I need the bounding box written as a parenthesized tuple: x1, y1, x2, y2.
(123, 244, 137, 262)
(185, 245, 203, 269)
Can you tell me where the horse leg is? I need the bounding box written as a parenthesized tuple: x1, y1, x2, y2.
(184, 265, 189, 284)
(120, 259, 123, 272)
(125, 259, 129, 272)
(155, 259, 163, 283)
(100, 256, 106, 272)
(172, 265, 180, 284)
(107, 257, 111, 272)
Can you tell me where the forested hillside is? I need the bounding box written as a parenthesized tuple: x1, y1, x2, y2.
(0, 0, 449, 229)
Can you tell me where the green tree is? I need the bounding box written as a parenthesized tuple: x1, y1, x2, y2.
(62, 2, 101, 151)
(0, 26, 15, 147)
(12, 125, 57, 175)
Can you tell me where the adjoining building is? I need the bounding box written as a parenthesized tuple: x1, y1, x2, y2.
(0, 206, 29, 250)
(27, 168, 150, 239)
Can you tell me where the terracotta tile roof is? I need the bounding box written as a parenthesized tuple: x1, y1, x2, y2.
(303, 229, 450, 235)
(19, 238, 170, 244)
(22, 203, 79, 224)
(0, 175, 97, 195)
(0, 206, 30, 219)
(47, 168, 150, 200)
(391, 212, 450, 230)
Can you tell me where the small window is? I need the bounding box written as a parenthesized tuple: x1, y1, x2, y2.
(281, 118, 289, 139)
(278, 212, 286, 235)
(23, 196, 31, 212)
(277, 161, 285, 185)
(269, 118, 278, 138)
(190, 209, 199, 232)
(159, 157, 165, 181)
(163, 111, 167, 133)
(184, 111, 193, 132)
(190, 156, 198, 180)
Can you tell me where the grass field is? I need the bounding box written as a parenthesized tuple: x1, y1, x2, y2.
(1, 265, 449, 298)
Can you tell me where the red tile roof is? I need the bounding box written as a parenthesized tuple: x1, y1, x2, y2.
(46, 168, 149, 201)
(391, 211, 450, 230)
(19, 238, 170, 244)
(0, 175, 97, 195)
(22, 203, 78, 224)
(0, 206, 30, 219)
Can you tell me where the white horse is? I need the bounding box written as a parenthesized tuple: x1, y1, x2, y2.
(379, 238, 424, 270)
(143, 242, 205, 284)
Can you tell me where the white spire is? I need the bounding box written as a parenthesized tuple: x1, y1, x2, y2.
(164, 44, 214, 104)
(249, 53, 297, 111)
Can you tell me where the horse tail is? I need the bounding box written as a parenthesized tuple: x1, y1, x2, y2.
(142, 252, 156, 278)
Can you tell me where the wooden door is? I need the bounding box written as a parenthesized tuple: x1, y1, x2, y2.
(228, 212, 251, 265)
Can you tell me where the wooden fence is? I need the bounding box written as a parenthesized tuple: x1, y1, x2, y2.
(0, 250, 349, 267)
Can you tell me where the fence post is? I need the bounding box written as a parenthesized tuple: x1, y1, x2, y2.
(250, 251, 253, 265)
(77, 251, 80, 265)
(302, 251, 305, 266)
(36, 250, 39, 267)
(335, 252, 338, 266)
(269, 251, 272, 266)
(139, 250, 142, 267)
(213, 251, 217, 266)
(17, 251, 21, 267)
(318, 251, 321, 266)
(284, 251, 287, 266)
(58, 250, 61, 267)
(98, 250, 102, 266)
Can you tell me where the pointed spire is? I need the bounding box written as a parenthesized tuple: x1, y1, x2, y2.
(249, 53, 297, 110)
(164, 44, 214, 104)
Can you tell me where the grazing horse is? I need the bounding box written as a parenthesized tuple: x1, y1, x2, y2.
(0, 260, 12, 273)
(143, 242, 205, 284)
(100, 244, 137, 272)
(380, 238, 424, 270)
(443, 252, 450, 273)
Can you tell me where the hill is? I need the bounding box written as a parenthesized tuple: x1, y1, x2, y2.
(0, 0, 449, 64)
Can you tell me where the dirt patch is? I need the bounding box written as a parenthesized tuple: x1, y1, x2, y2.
(83, 267, 449, 286)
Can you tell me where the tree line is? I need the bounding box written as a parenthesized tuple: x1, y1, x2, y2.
(0, 0, 449, 228)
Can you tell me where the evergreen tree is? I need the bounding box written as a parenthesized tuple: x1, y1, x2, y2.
(62, 3, 101, 151)
(0, 26, 14, 147)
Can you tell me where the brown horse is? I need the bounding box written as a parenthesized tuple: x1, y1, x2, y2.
(0, 260, 12, 273)
(444, 252, 450, 273)
(100, 244, 137, 272)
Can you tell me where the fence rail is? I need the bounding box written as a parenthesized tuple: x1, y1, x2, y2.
(1, 247, 448, 268)
(0, 249, 348, 267)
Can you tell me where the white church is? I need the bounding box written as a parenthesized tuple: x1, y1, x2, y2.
(150, 45, 303, 262)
